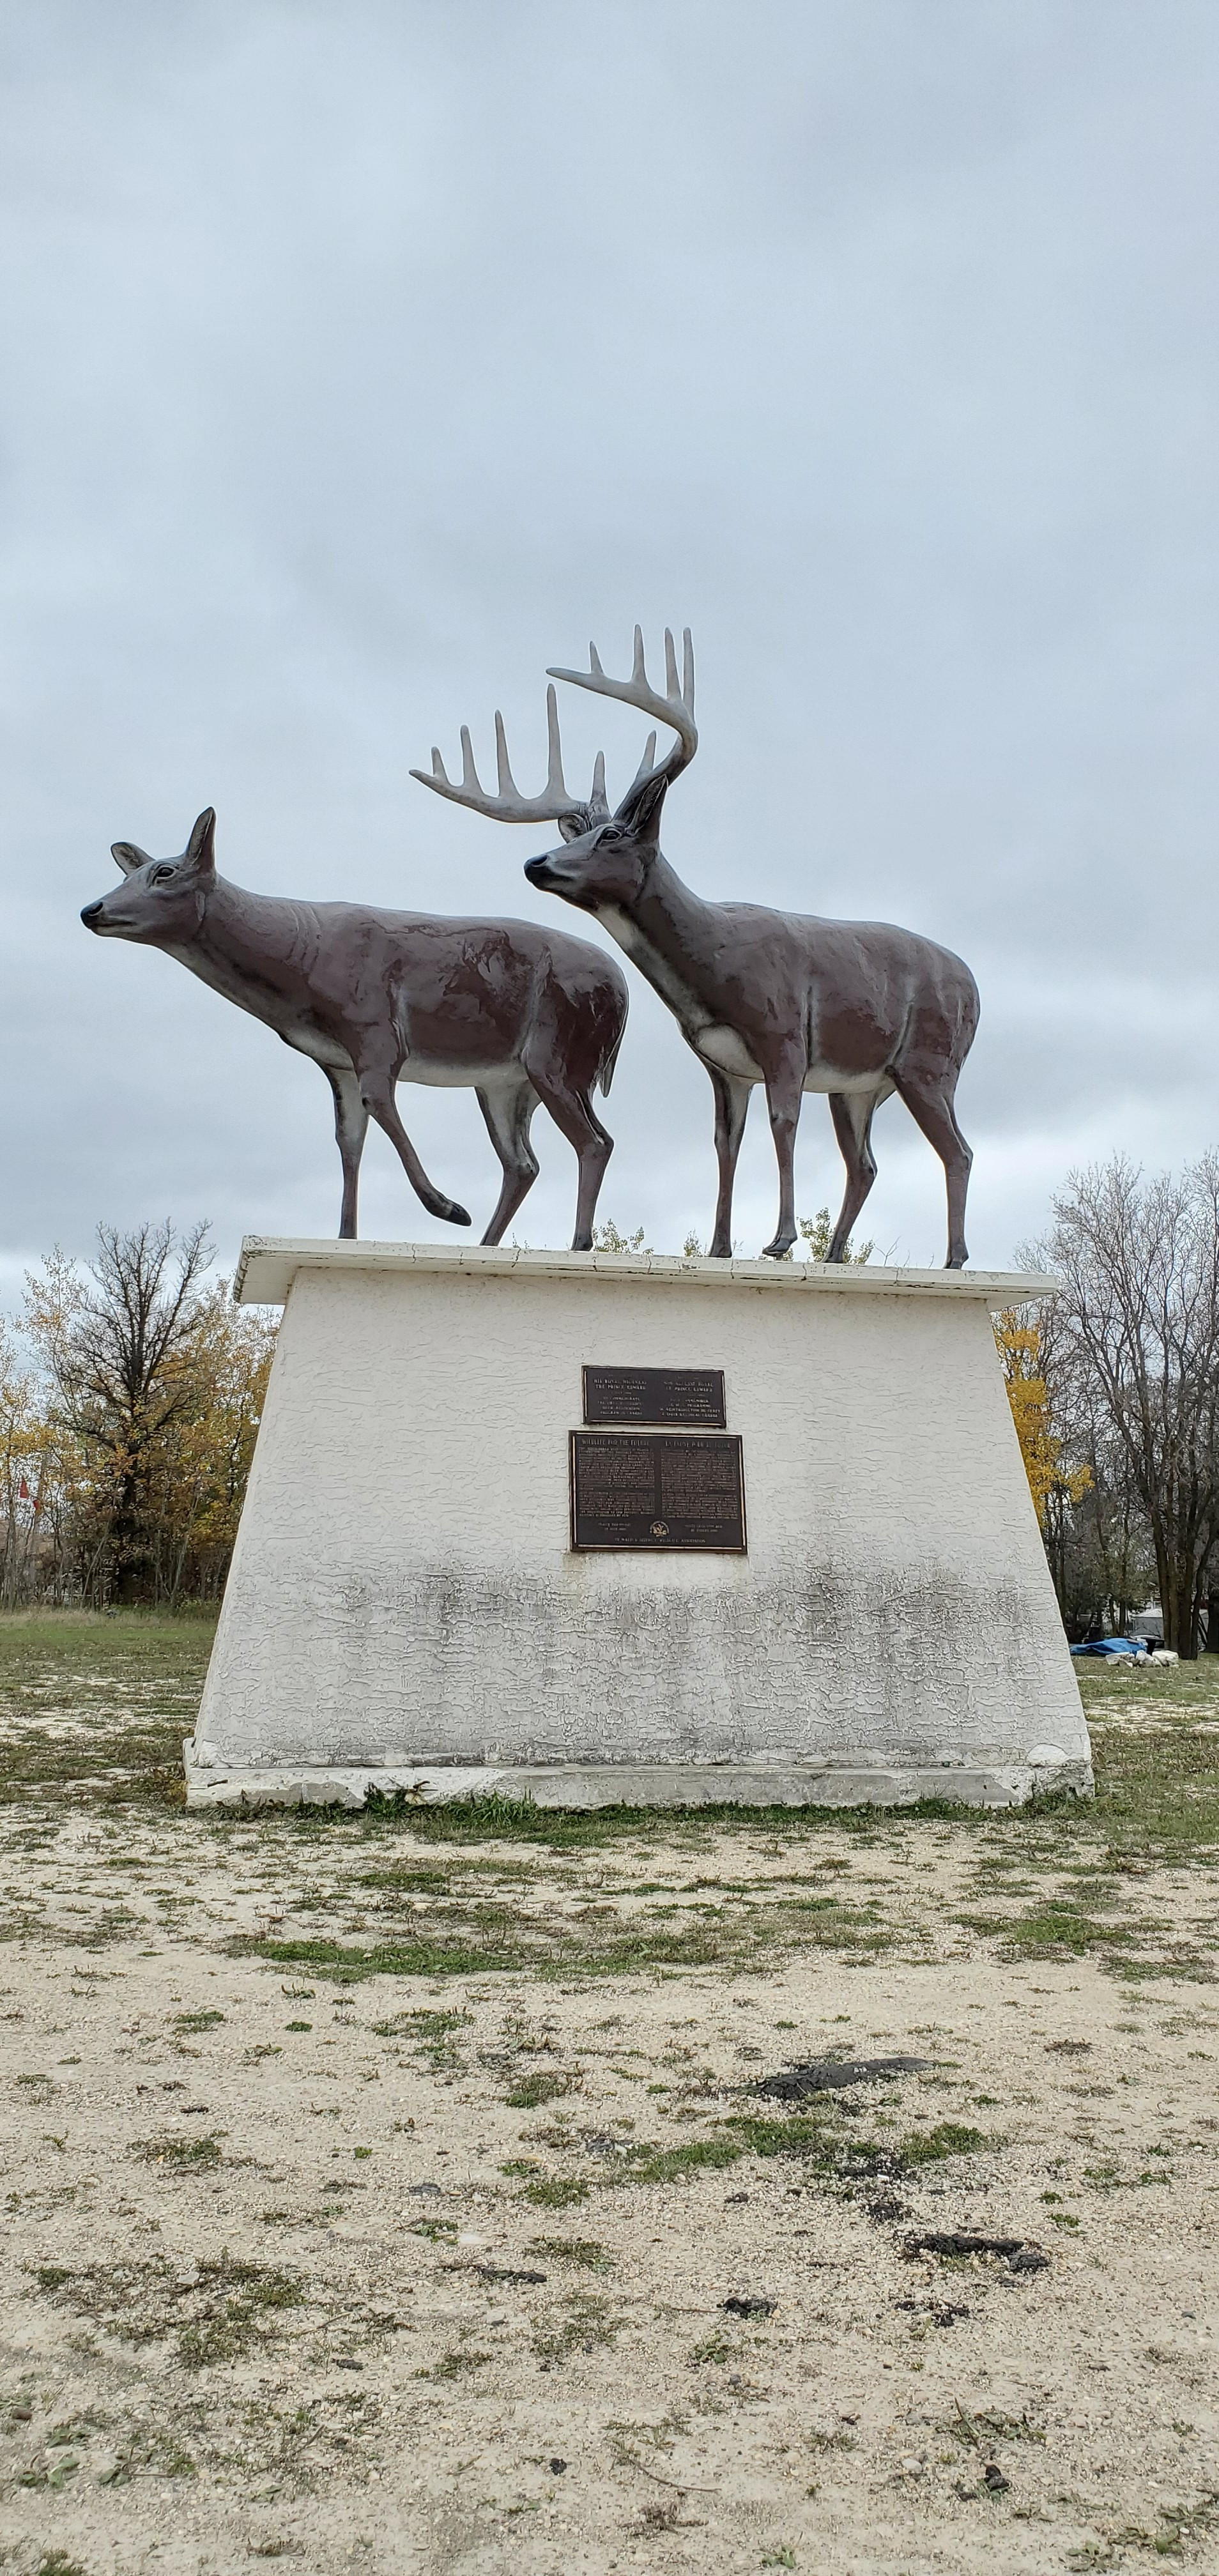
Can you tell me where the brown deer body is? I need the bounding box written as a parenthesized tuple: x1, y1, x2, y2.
(81, 809, 627, 1246)
(414, 632, 979, 1264)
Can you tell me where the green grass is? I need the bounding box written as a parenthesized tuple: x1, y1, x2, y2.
(227, 1887, 893, 1988)
(518, 2176, 590, 2208)
(370, 2007, 471, 2066)
(177, 2261, 302, 2367)
(495, 2109, 992, 2207)
(719, 2109, 992, 2176)
(1072, 1664, 1219, 1862)
(0, 1608, 215, 1807)
(532, 2294, 622, 2365)
(234, 1933, 526, 1981)
(133, 2130, 226, 2170)
(596, 2135, 743, 2188)
(896, 2120, 991, 2166)
(32, 2251, 301, 2367)
(526, 2237, 611, 2270)
(504, 2071, 578, 2107)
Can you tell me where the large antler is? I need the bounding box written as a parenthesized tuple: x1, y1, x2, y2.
(548, 625, 696, 815)
(410, 684, 606, 827)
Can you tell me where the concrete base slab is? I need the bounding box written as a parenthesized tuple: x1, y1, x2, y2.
(184, 1752, 1092, 1813)
(188, 1240, 1092, 1811)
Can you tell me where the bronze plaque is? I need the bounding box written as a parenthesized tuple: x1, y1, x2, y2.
(570, 1430, 746, 1552)
(581, 1364, 726, 1427)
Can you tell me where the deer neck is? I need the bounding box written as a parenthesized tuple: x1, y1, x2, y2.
(163, 877, 318, 1026)
(595, 854, 726, 1033)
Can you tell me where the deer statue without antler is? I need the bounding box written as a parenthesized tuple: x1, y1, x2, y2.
(413, 627, 981, 1265)
(80, 806, 627, 1247)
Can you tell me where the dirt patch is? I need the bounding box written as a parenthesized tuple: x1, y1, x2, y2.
(0, 1621, 1217, 2572)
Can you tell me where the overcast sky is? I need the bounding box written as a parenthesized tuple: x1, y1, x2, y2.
(2, 1, 1217, 1294)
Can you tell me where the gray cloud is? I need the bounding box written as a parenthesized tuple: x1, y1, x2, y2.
(2, 0, 1217, 1293)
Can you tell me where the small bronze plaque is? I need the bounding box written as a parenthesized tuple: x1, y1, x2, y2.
(570, 1430, 746, 1552)
(582, 1365, 726, 1427)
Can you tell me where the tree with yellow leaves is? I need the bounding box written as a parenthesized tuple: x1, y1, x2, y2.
(995, 1308, 1091, 1527)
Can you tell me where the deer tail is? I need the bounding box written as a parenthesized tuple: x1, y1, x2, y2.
(597, 985, 629, 1098)
(599, 1025, 622, 1098)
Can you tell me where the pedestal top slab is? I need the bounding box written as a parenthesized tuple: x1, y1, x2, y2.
(233, 1235, 1057, 1311)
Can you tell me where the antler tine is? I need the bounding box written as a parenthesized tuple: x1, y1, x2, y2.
(493, 711, 519, 802)
(544, 682, 569, 806)
(662, 626, 696, 716)
(546, 625, 698, 788)
(411, 684, 588, 824)
(625, 730, 658, 797)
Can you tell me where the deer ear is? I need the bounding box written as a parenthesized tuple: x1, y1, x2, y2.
(111, 842, 150, 876)
(618, 769, 669, 843)
(186, 808, 217, 874)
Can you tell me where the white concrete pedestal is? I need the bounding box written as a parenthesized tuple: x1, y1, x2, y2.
(186, 1241, 1090, 1811)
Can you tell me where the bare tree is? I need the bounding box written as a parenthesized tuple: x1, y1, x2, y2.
(25, 1222, 214, 1604)
(1036, 1156, 1219, 1656)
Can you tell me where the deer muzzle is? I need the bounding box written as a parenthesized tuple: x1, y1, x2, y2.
(524, 854, 565, 891)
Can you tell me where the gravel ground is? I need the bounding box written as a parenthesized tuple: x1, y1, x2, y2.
(1, 1618, 1217, 2575)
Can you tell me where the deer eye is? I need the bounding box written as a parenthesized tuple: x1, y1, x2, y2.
(151, 864, 176, 884)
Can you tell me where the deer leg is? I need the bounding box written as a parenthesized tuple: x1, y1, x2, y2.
(826, 1091, 880, 1262)
(761, 1055, 806, 1259)
(475, 1078, 540, 1246)
(324, 1069, 369, 1241)
(707, 1070, 751, 1258)
(523, 1062, 613, 1250)
(892, 1068, 973, 1268)
(355, 1062, 471, 1228)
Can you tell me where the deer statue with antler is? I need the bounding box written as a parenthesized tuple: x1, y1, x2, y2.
(413, 628, 980, 1264)
(80, 804, 627, 1248)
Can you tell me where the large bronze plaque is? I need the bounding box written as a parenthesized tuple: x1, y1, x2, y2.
(570, 1430, 746, 1552)
(581, 1365, 726, 1427)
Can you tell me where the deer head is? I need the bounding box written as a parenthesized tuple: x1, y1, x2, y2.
(81, 808, 217, 945)
(410, 627, 696, 916)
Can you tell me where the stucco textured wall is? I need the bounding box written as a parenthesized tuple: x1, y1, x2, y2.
(192, 1252, 1087, 1797)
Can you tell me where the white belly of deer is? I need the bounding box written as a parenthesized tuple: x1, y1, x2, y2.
(802, 1062, 893, 1097)
(400, 1056, 521, 1090)
(694, 1025, 888, 1096)
(695, 1024, 766, 1081)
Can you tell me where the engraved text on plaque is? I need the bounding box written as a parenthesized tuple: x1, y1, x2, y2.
(581, 1365, 726, 1427)
(570, 1431, 746, 1552)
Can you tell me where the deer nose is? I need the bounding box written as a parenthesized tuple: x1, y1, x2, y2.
(524, 856, 553, 885)
(80, 900, 105, 928)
